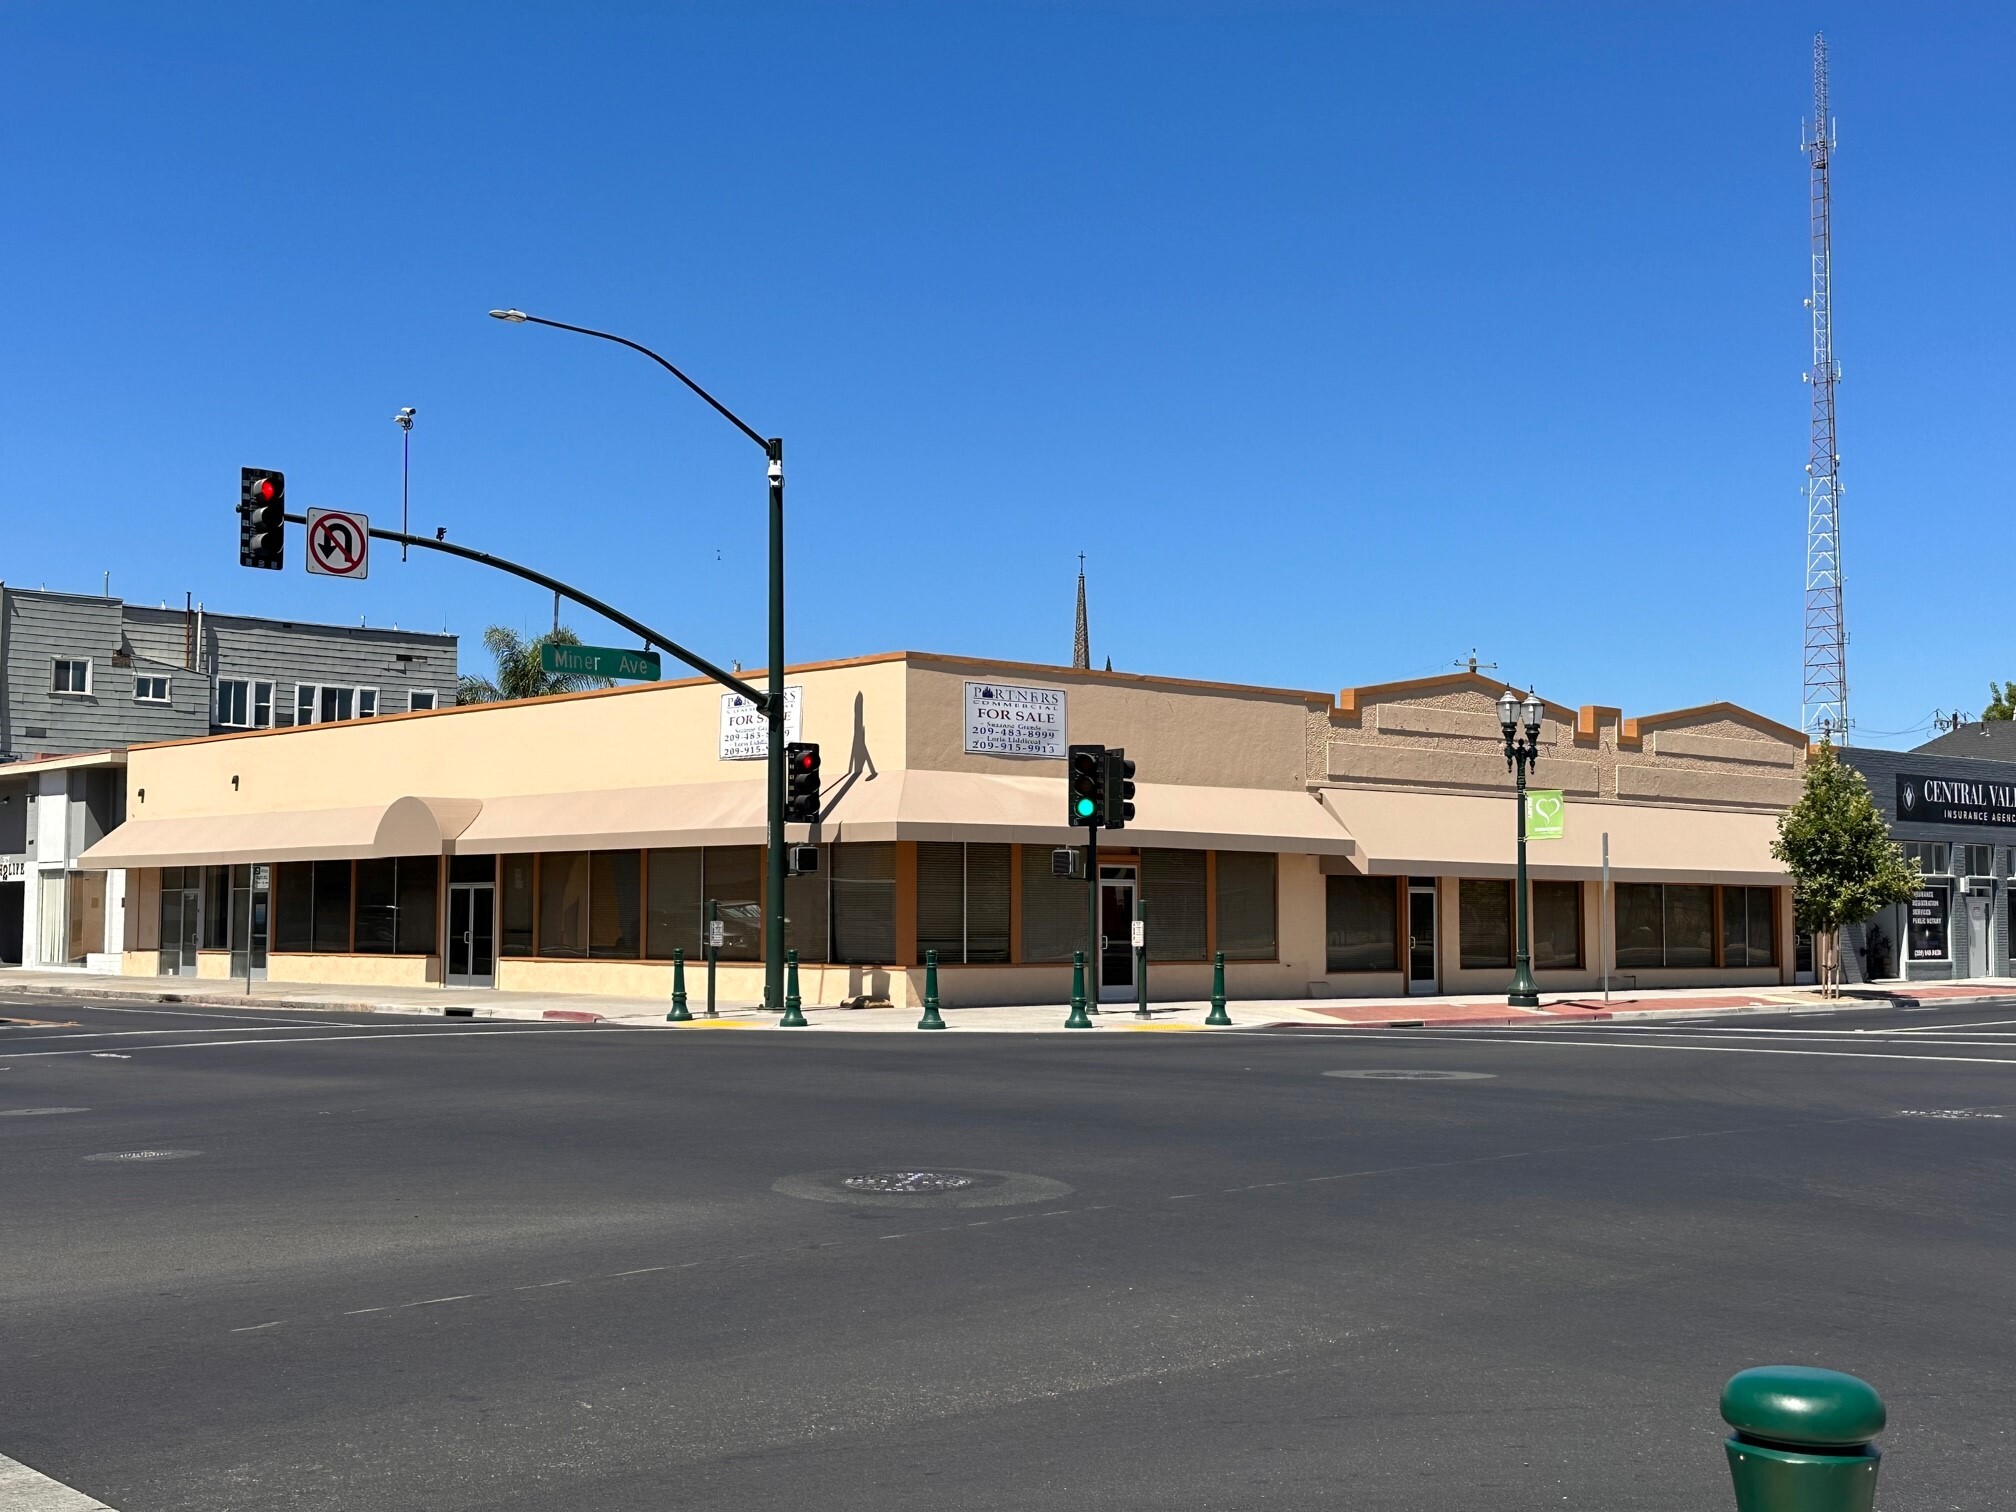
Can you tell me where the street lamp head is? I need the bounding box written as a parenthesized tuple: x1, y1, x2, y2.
(1497, 689, 1520, 735)
(489, 309, 529, 323)
(1521, 691, 1544, 736)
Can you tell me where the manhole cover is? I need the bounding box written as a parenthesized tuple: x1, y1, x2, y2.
(83, 1149, 201, 1162)
(0, 1107, 90, 1117)
(1323, 1069, 1496, 1082)
(842, 1171, 976, 1194)
(774, 1167, 1073, 1209)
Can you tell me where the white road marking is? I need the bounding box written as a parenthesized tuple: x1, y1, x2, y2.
(0, 1025, 647, 1061)
(18, 1003, 366, 1028)
(0, 1107, 89, 1116)
(609, 1266, 668, 1277)
(230, 1321, 282, 1332)
(0, 1449, 122, 1510)
(0, 1025, 423, 1044)
(1341, 1031, 2016, 1067)
(404, 1294, 478, 1307)
(1874, 1017, 2016, 1033)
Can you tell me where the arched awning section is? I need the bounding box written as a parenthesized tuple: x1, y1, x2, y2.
(76, 796, 481, 869)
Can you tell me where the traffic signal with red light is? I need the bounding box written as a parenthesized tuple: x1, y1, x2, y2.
(785, 742, 821, 822)
(1103, 749, 1136, 830)
(1067, 743, 1105, 827)
(240, 467, 286, 570)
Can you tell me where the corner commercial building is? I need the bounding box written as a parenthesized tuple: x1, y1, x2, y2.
(78, 652, 1806, 1004)
(0, 584, 454, 967)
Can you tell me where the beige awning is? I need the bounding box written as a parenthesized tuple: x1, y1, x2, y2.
(449, 771, 1356, 856)
(453, 781, 768, 854)
(815, 771, 1356, 854)
(1320, 788, 1786, 885)
(77, 796, 481, 869)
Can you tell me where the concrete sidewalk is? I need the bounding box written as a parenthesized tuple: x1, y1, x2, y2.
(7, 964, 2016, 1033)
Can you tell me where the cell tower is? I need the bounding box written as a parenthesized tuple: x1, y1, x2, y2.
(1801, 33, 1847, 741)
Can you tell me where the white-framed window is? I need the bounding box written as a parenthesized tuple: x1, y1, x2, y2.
(216, 679, 275, 729)
(51, 659, 91, 695)
(293, 684, 378, 725)
(134, 674, 171, 703)
(408, 689, 437, 712)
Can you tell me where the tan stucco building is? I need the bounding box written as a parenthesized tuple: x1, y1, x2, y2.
(79, 652, 1807, 1006)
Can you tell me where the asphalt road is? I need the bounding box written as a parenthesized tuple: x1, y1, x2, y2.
(3, 993, 2012, 1512)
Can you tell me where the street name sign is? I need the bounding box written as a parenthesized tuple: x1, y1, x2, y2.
(1526, 790, 1565, 840)
(305, 509, 369, 579)
(539, 644, 662, 681)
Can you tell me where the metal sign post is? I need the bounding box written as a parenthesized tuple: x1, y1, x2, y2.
(1133, 900, 1149, 1018)
(706, 899, 721, 1018)
(1601, 831, 1611, 1003)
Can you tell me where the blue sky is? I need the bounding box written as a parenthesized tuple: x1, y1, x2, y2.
(3, 2, 2009, 741)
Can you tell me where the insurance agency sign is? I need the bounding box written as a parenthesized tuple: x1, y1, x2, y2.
(1896, 773, 2016, 827)
(964, 681, 1066, 758)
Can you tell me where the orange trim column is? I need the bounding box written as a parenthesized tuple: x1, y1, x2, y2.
(894, 842, 919, 968)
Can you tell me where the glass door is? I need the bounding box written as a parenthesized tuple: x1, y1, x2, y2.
(1406, 881, 1438, 994)
(230, 864, 270, 980)
(1098, 865, 1136, 1001)
(158, 872, 200, 976)
(447, 883, 496, 987)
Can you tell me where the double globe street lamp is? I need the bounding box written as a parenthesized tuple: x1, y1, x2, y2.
(1498, 687, 1546, 1009)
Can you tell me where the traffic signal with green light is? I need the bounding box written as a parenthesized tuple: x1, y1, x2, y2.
(1067, 743, 1105, 827)
(239, 467, 285, 570)
(1103, 749, 1136, 830)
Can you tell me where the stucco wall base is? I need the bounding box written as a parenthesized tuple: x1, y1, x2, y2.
(266, 953, 440, 988)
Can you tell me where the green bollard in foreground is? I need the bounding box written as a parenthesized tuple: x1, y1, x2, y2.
(918, 949, 948, 1030)
(667, 948, 693, 1022)
(780, 948, 808, 1027)
(1205, 950, 1232, 1026)
(1722, 1366, 1884, 1512)
(1065, 950, 1093, 1029)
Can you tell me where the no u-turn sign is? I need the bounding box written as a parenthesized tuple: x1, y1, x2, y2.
(306, 509, 370, 579)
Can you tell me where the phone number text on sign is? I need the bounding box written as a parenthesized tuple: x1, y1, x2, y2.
(719, 686, 802, 760)
(963, 681, 1066, 758)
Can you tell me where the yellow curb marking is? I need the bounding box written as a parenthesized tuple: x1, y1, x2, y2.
(669, 1020, 759, 1030)
(1126, 1023, 1208, 1032)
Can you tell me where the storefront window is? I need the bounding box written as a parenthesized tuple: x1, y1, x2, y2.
(1142, 849, 1208, 962)
(203, 866, 231, 950)
(916, 843, 1011, 965)
(587, 851, 641, 959)
(1719, 887, 1776, 968)
(274, 863, 312, 952)
(1532, 881, 1582, 970)
(1459, 879, 1512, 968)
(538, 852, 590, 958)
(397, 859, 438, 955)
(1664, 886, 1714, 968)
(1614, 884, 1664, 969)
(1020, 844, 1080, 962)
(787, 854, 831, 963)
(1964, 845, 1994, 878)
(831, 842, 896, 964)
(645, 848, 702, 960)
(706, 847, 763, 962)
(354, 858, 440, 955)
(311, 860, 352, 953)
(1215, 851, 1277, 961)
(65, 871, 105, 960)
(501, 856, 535, 957)
(1326, 875, 1398, 972)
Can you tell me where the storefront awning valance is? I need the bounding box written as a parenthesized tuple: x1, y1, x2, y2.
(77, 796, 481, 869)
(448, 772, 1356, 856)
(1319, 788, 1786, 885)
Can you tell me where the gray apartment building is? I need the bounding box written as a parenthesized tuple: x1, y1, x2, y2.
(1, 584, 456, 967)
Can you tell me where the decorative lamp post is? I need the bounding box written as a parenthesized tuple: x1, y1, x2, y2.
(1498, 688, 1545, 1008)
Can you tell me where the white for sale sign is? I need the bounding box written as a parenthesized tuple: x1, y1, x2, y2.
(719, 686, 802, 760)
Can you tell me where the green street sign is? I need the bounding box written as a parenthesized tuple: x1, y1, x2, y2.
(1526, 789, 1565, 840)
(539, 643, 662, 681)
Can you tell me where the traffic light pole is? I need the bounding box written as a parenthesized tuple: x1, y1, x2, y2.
(279, 512, 766, 707)
(1086, 825, 1100, 1014)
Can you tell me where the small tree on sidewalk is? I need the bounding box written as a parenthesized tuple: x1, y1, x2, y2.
(1771, 740, 1919, 996)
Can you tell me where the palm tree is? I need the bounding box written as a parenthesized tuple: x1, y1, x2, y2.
(456, 625, 614, 704)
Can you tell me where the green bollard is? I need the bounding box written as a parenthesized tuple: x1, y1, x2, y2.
(918, 949, 948, 1030)
(667, 948, 693, 1022)
(1065, 950, 1093, 1029)
(1205, 950, 1232, 1025)
(1722, 1366, 1884, 1512)
(780, 948, 808, 1027)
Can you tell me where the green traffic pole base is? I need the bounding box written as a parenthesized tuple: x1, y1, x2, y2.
(1721, 1366, 1885, 1512)
(1205, 950, 1232, 1026)
(1065, 950, 1094, 1029)
(918, 948, 947, 1030)
(667, 948, 693, 1022)
(779, 948, 808, 1027)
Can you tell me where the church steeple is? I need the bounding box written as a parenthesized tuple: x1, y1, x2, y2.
(1072, 553, 1090, 671)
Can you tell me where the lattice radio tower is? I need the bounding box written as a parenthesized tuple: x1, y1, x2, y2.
(1801, 33, 1847, 742)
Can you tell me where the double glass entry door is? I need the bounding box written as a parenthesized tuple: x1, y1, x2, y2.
(447, 884, 496, 987)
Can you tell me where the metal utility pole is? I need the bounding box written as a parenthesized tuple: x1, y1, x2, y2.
(1802, 33, 1848, 742)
